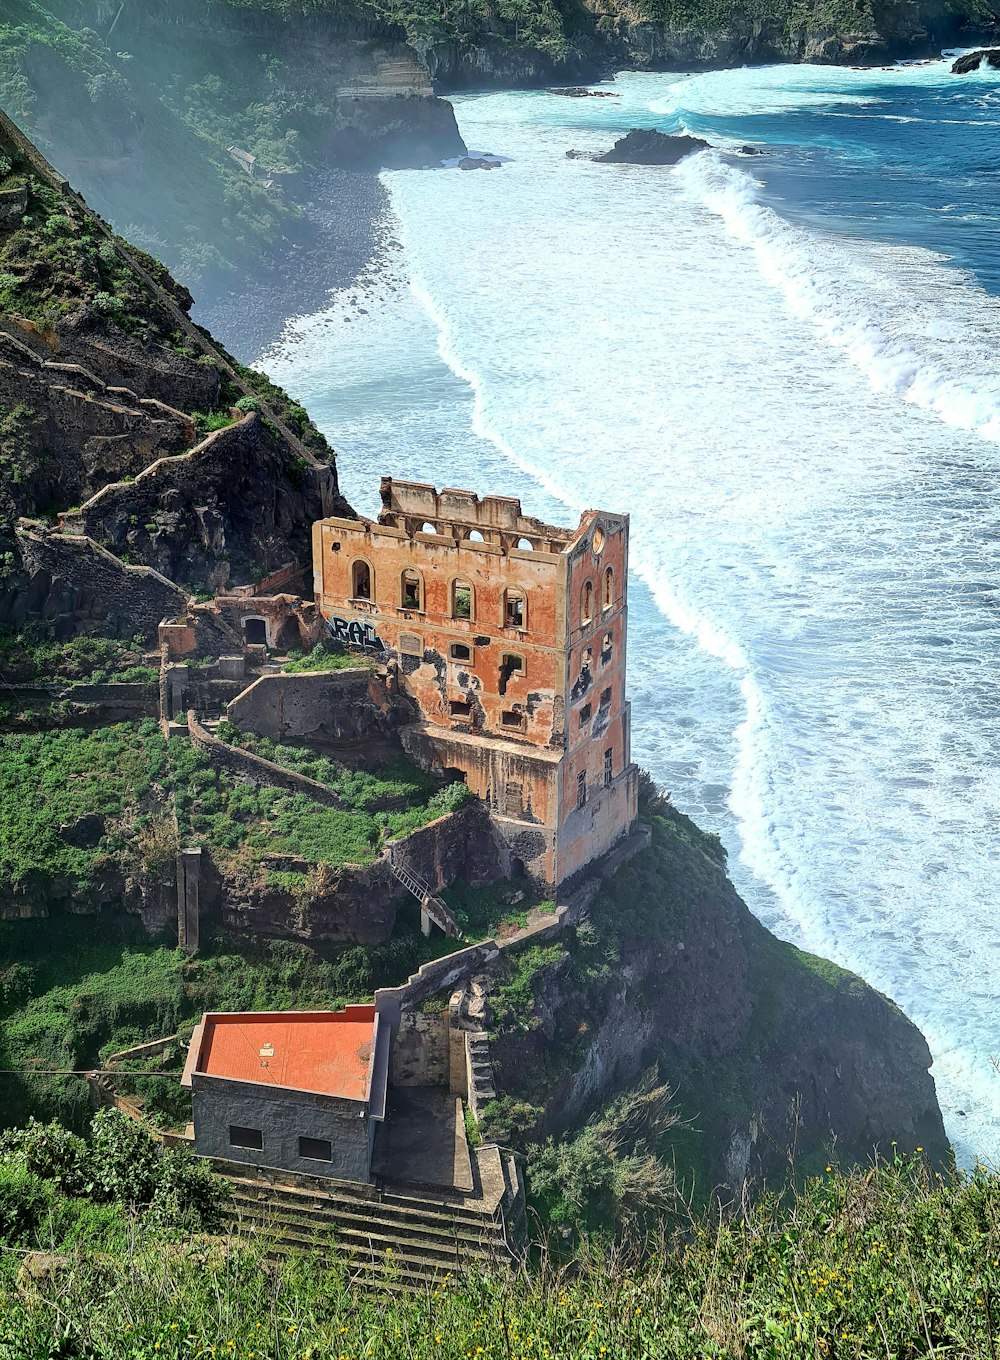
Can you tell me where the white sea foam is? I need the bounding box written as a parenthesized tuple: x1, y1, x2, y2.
(676, 152, 1000, 441)
(263, 67, 1000, 1164)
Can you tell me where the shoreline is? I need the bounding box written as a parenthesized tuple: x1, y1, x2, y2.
(193, 166, 391, 363)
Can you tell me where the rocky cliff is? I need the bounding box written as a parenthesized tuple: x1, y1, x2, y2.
(484, 787, 948, 1193)
(0, 106, 350, 636)
(0, 0, 465, 309)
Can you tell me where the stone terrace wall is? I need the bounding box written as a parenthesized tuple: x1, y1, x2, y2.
(5, 526, 189, 642)
(217, 802, 507, 946)
(187, 711, 348, 808)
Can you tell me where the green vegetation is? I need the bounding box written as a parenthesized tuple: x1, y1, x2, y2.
(0, 630, 153, 683)
(4, 1153, 1000, 1357)
(0, 1109, 227, 1252)
(171, 736, 467, 869)
(0, 720, 168, 896)
(0, 905, 523, 1130)
(282, 642, 374, 673)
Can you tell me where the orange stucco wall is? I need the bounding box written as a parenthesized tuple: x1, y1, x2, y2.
(312, 482, 637, 886)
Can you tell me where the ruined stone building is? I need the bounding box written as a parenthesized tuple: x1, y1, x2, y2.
(312, 478, 638, 886)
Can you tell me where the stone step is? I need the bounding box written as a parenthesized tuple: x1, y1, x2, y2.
(241, 1219, 506, 1278)
(224, 1173, 504, 1234)
(226, 1189, 506, 1250)
(228, 1206, 508, 1268)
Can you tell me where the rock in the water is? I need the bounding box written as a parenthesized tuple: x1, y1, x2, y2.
(458, 156, 501, 171)
(597, 128, 711, 165)
(738, 144, 765, 156)
(548, 87, 619, 98)
(952, 48, 1000, 74)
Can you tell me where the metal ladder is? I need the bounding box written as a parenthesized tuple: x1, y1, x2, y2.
(389, 859, 462, 939)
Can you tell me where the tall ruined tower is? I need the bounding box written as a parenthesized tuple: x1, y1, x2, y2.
(312, 478, 638, 886)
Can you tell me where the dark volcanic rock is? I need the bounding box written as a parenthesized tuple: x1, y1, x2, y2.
(598, 128, 711, 165)
(458, 156, 501, 170)
(547, 87, 619, 97)
(952, 48, 1000, 73)
(738, 144, 765, 156)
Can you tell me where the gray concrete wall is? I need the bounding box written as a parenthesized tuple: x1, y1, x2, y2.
(390, 1007, 450, 1087)
(191, 1078, 372, 1183)
(226, 668, 400, 745)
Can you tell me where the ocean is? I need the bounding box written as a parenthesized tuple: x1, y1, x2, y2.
(261, 56, 1000, 1164)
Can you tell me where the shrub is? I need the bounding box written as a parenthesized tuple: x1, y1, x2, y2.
(89, 1108, 160, 1205)
(0, 1163, 49, 1244)
(92, 290, 124, 313)
(234, 395, 260, 413)
(0, 1118, 90, 1194)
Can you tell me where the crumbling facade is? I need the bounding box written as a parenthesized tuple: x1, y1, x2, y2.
(312, 478, 638, 885)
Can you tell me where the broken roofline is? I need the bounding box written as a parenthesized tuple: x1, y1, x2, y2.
(377, 476, 615, 552)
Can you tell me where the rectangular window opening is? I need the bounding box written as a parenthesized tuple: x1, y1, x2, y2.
(501, 652, 525, 676)
(450, 643, 472, 662)
(229, 1125, 263, 1151)
(399, 632, 422, 657)
(501, 709, 525, 729)
(579, 703, 592, 726)
(505, 596, 524, 628)
(576, 771, 587, 810)
(604, 747, 614, 787)
(454, 586, 472, 620)
(600, 687, 612, 708)
(450, 698, 472, 718)
(299, 1136, 333, 1162)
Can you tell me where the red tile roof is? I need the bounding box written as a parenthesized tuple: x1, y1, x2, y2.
(189, 1008, 377, 1100)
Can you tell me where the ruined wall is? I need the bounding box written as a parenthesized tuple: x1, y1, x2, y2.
(216, 802, 507, 946)
(226, 668, 409, 745)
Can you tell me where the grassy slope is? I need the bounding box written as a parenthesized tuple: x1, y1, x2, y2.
(3, 1153, 1000, 1357)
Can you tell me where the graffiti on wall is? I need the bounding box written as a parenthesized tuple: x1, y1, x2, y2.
(326, 616, 385, 650)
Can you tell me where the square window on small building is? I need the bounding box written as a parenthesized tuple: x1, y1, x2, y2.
(450, 643, 472, 662)
(501, 709, 525, 730)
(229, 1125, 263, 1151)
(298, 1136, 333, 1162)
(501, 653, 525, 677)
(450, 698, 472, 718)
(577, 771, 587, 809)
(579, 703, 592, 726)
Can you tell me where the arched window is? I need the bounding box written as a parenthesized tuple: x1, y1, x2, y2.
(351, 559, 373, 601)
(603, 566, 614, 611)
(582, 579, 594, 624)
(516, 537, 533, 551)
(504, 587, 525, 629)
(421, 521, 437, 535)
(467, 529, 485, 543)
(601, 631, 613, 663)
(452, 578, 474, 621)
(400, 568, 422, 611)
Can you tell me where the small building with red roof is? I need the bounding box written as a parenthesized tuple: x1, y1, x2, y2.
(182, 1005, 390, 1182)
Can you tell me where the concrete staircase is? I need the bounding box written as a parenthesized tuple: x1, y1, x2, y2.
(216, 1146, 525, 1291)
(466, 1032, 497, 1116)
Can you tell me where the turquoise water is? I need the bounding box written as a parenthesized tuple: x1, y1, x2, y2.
(263, 58, 1000, 1163)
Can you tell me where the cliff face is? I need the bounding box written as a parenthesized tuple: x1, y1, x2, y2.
(0, 0, 465, 300)
(414, 0, 1000, 86)
(0, 107, 349, 636)
(487, 795, 948, 1192)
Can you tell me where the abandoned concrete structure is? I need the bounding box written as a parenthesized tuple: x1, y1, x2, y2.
(182, 1007, 390, 1182)
(312, 478, 638, 885)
